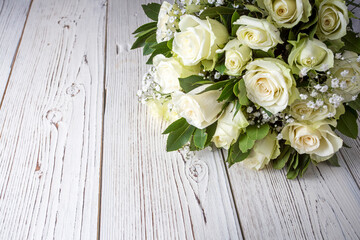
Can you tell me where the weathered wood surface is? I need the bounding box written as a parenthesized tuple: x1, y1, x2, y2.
(99, 0, 242, 239)
(0, 0, 106, 239)
(0, 0, 359, 239)
(0, 0, 32, 98)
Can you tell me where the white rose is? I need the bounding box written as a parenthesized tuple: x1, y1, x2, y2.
(156, 1, 173, 43)
(147, 99, 179, 122)
(173, 15, 229, 66)
(328, 51, 360, 102)
(282, 121, 343, 162)
(234, 16, 283, 52)
(290, 99, 336, 122)
(243, 58, 298, 114)
(257, 0, 311, 28)
(216, 39, 252, 76)
(212, 103, 249, 149)
(242, 132, 280, 170)
(316, 0, 349, 41)
(153, 55, 200, 93)
(172, 85, 223, 129)
(288, 36, 334, 75)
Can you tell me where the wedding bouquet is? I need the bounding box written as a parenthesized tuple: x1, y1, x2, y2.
(132, 0, 360, 178)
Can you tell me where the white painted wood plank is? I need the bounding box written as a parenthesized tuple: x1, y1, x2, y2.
(0, 0, 32, 99)
(227, 161, 360, 240)
(0, 0, 106, 239)
(100, 0, 242, 239)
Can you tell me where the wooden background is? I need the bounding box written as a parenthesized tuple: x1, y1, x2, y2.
(0, 0, 359, 239)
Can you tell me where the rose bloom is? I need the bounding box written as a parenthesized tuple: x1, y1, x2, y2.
(242, 132, 280, 170)
(288, 36, 334, 75)
(290, 99, 337, 122)
(243, 58, 298, 114)
(153, 54, 200, 93)
(172, 15, 229, 66)
(316, 0, 349, 41)
(234, 16, 283, 52)
(257, 0, 311, 28)
(328, 51, 360, 102)
(156, 1, 173, 43)
(216, 39, 252, 76)
(172, 85, 223, 129)
(282, 121, 343, 162)
(212, 103, 249, 150)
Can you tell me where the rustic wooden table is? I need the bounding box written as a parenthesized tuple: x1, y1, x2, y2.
(0, 0, 359, 239)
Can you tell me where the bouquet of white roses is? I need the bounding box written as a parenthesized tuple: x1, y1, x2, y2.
(132, 0, 360, 179)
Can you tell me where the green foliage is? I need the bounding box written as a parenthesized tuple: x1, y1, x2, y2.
(163, 118, 187, 134)
(342, 31, 360, 53)
(286, 153, 311, 179)
(218, 81, 237, 102)
(179, 75, 205, 93)
(194, 128, 208, 149)
(142, 3, 161, 21)
(328, 154, 340, 167)
(238, 134, 255, 153)
(204, 122, 217, 147)
(199, 7, 240, 19)
(273, 146, 292, 169)
(348, 97, 360, 111)
(231, 11, 240, 36)
(146, 41, 172, 64)
(246, 124, 270, 140)
(166, 121, 195, 152)
(227, 139, 250, 167)
(237, 79, 250, 106)
(337, 106, 359, 139)
(133, 22, 157, 34)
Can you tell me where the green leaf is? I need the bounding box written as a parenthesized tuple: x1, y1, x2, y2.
(199, 7, 238, 19)
(218, 82, 236, 102)
(246, 124, 270, 140)
(201, 80, 230, 93)
(244, 4, 266, 15)
(215, 64, 226, 74)
(337, 107, 358, 139)
(146, 41, 172, 64)
(342, 31, 360, 53)
(166, 124, 195, 152)
(133, 22, 157, 34)
(167, 38, 174, 50)
(135, 27, 157, 38)
(298, 154, 311, 177)
(328, 154, 340, 167)
(163, 118, 187, 134)
(348, 97, 360, 111)
(194, 128, 208, 149)
(179, 75, 205, 93)
(233, 82, 240, 96)
(142, 3, 161, 21)
(227, 141, 250, 166)
(231, 11, 240, 36)
(143, 42, 156, 55)
(131, 31, 155, 50)
(205, 122, 217, 147)
(287, 167, 300, 179)
(273, 146, 292, 169)
(238, 79, 250, 105)
(238, 133, 255, 153)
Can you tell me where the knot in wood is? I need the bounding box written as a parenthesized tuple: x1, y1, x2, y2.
(186, 159, 208, 183)
(66, 83, 80, 97)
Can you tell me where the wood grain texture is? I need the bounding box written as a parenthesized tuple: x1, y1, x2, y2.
(227, 160, 360, 240)
(100, 0, 242, 239)
(0, 0, 32, 99)
(0, 0, 106, 239)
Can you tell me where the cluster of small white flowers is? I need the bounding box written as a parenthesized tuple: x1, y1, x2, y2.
(157, 4, 183, 42)
(247, 107, 293, 132)
(137, 66, 166, 104)
(328, 93, 344, 107)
